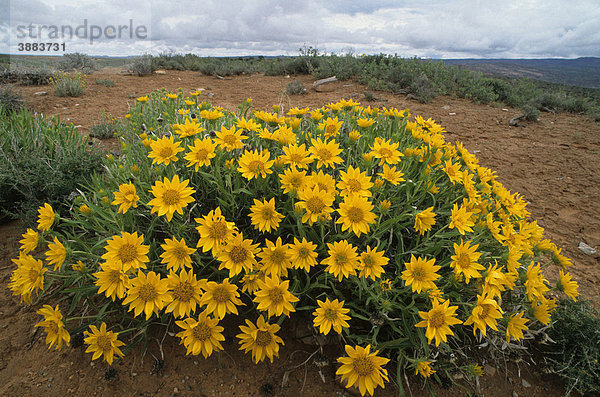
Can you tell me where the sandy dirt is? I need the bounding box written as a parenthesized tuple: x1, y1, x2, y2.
(2, 68, 599, 396)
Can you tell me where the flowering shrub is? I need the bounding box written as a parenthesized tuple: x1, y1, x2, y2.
(10, 89, 579, 395)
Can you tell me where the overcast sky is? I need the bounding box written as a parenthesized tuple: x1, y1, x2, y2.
(2, 0, 599, 58)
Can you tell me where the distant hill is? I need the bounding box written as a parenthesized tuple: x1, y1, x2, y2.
(443, 57, 600, 89)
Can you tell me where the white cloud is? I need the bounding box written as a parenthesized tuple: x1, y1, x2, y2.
(2, 0, 599, 58)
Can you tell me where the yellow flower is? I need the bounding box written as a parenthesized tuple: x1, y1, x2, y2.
(37, 203, 55, 232)
(349, 130, 362, 141)
(464, 294, 503, 337)
(200, 279, 243, 319)
(558, 270, 579, 301)
(167, 93, 178, 99)
(358, 246, 388, 280)
(172, 117, 205, 138)
(72, 260, 85, 272)
(444, 160, 463, 184)
(281, 143, 313, 169)
(101, 231, 149, 272)
(552, 247, 574, 268)
(254, 276, 299, 318)
(337, 166, 373, 197)
(505, 311, 529, 343)
(377, 164, 405, 185)
(322, 240, 359, 281)
(44, 236, 66, 271)
(279, 167, 308, 194)
(123, 270, 171, 320)
(401, 255, 440, 294)
(165, 269, 204, 318)
(216, 232, 260, 277)
(84, 322, 125, 365)
(289, 237, 318, 271)
(200, 109, 225, 120)
(379, 279, 392, 291)
(19, 228, 39, 254)
(175, 311, 225, 358)
(79, 204, 91, 214)
(136, 96, 148, 102)
(272, 124, 296, 145)
(450, 240, 484, 284)
(148, 175, 196, 222)
(237, 315, 284, 363)
(250, 198, 284, 233)
(214, 125, 246, 151)
(415, 361, 435, 378)
(307, 170, 337, 196)
(313, 298, 350, 335)
(160, 236, 196, 272)
(235, 117, 260, 132)
(318, 116, 343, 138)
(93, 261, 130, 301)
(524, 261, 550, 302)
(379, 199, 391, 211)
(449, 203, 475, 235)
(415, 299, 463, 346)
(185, 137, 217, 170)
(257, 237, 291, 278)
(297, 186, 335, 225)
(9, 253, 47, 303)
(309, 137, 344, 169)
(195, 207, 236, 254)
(148, 135, 184, 165)
(414, 207, 436, 235)
(336, 344, 390, 396)
(310, 109, 323, 121)
(111, 181, 139, 214)
(370, 137, 402, 165)
(532, 299, 552, 325)
(35, 304, 70, 350)
(336, 195, 377, 237)
(287, 106, 309, 116)
(356, 117, 375, 128)
(237, 149, 274, 180)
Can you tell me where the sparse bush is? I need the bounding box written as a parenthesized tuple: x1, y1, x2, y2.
(0, 68, 52, 86)
(50, 71, 86, 97)
(0, 109, 103, 222)
(89, 112, 120, 139)
(544, 299, 600, 396)
(285, 80, 305, 95)
(522, 103, 541, 121)
(95, 79, 115, 87)
(131, 55, 154, 76)
(0, 85, 26, 115)
(410, 74, 438, 103)
(58, 53, 97, 74)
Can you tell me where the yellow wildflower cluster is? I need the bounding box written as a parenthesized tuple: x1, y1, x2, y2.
(10, 94, 580, 396)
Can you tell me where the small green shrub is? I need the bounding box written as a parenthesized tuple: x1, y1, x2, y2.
(50, 71, 86, 97)
(95, 79, 115, 87)
(410, 74, 438, 103)
(0, 68, 52, 86)
(522, 103, 541, 121)
(89, 112, 120, 139)
(285, 80, 305, 95)
(0, 85, 26, 115)
(544, 299, 600, 396)
(0, 110, 103, 222)
(131, 55, 154, 76)
(58, 53, 97, 74)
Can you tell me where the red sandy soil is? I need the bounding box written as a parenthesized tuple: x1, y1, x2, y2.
(1, 69, 599, 396)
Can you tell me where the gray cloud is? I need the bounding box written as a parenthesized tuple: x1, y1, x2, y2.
(2, 0, 599, 58)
